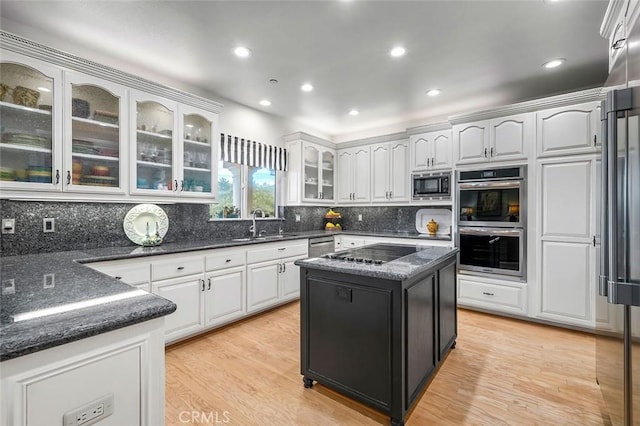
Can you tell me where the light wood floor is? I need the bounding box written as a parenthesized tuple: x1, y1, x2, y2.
(165, 302, 611, 425)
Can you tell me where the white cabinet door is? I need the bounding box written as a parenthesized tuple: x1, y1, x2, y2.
(353, 147, 371, 202)
(337, 149, 353, 202)
(280, 256, 305, 301)
(371, 143, 390, 202)
(410, 135, 430, 170)
(537, 156, 595, 328)
(389, 140, 409, 201)
(247, 262, 280, 312)
(152, 275, 204, 341)
(431, 131, 452, 169)
(205, 266, 245, 327)
(454, 121, 489, 165)
(540, 241, 593, 324)
(490, 113, 530, 162)
(536, 102, 600, 157)
(318, 148, 336, 202)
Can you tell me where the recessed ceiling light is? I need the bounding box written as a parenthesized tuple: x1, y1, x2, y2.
(348, 109, 359, 116)
(426, 89, 441, 97)
(233, 46, 251, 58)
(301, 83, 314, 92)
(543, 58, 566, 69)
(390, 46, 406, 58)
(259, 99, 271, 106)
(37, 86, 50, 92)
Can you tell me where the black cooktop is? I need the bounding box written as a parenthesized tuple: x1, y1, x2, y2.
(324, 244, 419, 265)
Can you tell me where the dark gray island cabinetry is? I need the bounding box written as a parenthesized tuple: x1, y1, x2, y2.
(296, 244, 459, 426)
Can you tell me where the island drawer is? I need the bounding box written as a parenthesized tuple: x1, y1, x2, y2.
(247, 241, 308, 264)
(88, 259, 150, 286)
(205, 249, 246, 270)
(151, 254, 204, 281)
(458, 279, 524, 310)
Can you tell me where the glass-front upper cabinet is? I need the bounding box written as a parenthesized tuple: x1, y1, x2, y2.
(303, 143, 335, 202)
(0, 53, 62, 192)
(130, 91, 177, 195)
(179, 106, 218, 200)
(64, 72, 126, 193)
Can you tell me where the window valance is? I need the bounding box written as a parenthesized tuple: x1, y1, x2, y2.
(219, 134, 288, 171)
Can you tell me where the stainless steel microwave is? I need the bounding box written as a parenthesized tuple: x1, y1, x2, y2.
(412, 171, 451, 201)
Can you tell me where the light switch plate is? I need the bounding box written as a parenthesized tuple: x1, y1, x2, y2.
(43, 218, 55, 233)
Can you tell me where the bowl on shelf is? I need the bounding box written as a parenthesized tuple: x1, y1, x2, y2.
(13, 86, 40, 107)
(91, 165, 110, 176)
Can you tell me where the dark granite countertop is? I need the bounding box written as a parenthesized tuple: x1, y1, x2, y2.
(0, 230, 451, 361)
(295, 245, 459, 280)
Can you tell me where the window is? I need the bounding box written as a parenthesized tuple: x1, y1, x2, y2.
(210, 162, 277, 219)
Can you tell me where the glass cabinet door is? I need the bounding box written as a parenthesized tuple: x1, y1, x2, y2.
(0, 60, 58, 191)
(320, 150, 335, 201)
(181, 112, 213, 197)
(303, 144, 320, 200)
(133, 97, 176, 193)
(66, 74, 125, 193)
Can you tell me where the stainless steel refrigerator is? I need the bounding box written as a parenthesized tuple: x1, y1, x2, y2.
(596, 17, 640, 425)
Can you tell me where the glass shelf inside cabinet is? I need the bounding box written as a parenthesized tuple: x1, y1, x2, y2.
(71, 84, 120, 188)
(0, 63, 54, 184)
(182, 113, 212, 193)
(136, 101, 174, 190)
(321, 150, 334, 199)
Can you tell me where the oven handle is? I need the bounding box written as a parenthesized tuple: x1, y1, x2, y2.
(458, 181, 522, 190)
(459, 227, 523, 237)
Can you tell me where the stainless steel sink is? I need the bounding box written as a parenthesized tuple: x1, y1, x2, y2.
(231, 235, 287, 242)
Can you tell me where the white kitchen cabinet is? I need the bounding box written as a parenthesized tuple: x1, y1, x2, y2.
(409, 130, 452, 171)
(536, 156, 596, 328)
(337, 146, 370, 203)
(285, 134, 335, 205)
(0, 52, 62, 193)
(536, 102, 600, 157)
(87, 258, 151, 292)
(64, 71, 127, 195)
(152, 274, 205, 342)
(371, 140, 410, 202)
(340, 236, 367, 249)
(457, 277, 527, 315)
(246, 240, 308, 312)
(205, 266, 245, 327)
(0, 319, 166, 426)
(453, 113, 531, 165)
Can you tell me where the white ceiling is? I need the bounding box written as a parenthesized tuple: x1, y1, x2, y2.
(0, 0, 610, 140)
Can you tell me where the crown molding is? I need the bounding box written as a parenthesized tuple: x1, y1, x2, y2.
(283, 132, 335, 149)
(447, 87, 604, 125)
(405, 121, 451, 135)
(1, 30, 224, 113)
(335, 131, 408, 149)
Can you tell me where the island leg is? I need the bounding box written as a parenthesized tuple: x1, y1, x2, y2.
(303, 376, 314, 388)
(451, 340, 457, 349)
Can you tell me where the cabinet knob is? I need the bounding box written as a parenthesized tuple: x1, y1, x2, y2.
(282, 263, 286, 273)
(490, 147, 494, 157)
(181, 180, 184, 191)
(225, 259, 231, 263)
(174, 179, 178, 192)
(114, 276, 122, 280)
(207, 278, 212, 290)
(201, 279, 205, 291)
(484, 148, 488, 158)
(426, 158, 430, 167)
(66, 170, 71, 185)
(55, 169, 60, 184)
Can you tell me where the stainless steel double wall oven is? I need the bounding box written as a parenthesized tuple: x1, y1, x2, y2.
(456, 165, 527, 280)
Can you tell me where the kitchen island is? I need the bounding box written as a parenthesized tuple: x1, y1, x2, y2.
(296, 244, 459, 426)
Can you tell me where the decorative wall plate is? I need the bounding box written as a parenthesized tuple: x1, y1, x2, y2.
(123, 203, 169, 245)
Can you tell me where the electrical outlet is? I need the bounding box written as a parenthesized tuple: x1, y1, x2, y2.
(2, 218, 15, 234)
(63, 394, 114, 426)
(358, 214, 362, 221)
(43, 218, 55, 233)
(43, 273, 55, 289)
(295, 214, 301, 222)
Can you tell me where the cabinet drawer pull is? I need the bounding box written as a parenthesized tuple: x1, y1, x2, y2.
(484, 148, 488, 158)
(225, 259, 232, 263)
(201, 279, 205, 291)
(278, 248, 286, 251)
(207, 278, 211, 290)
(177, 266, 185, 270)
(174, 179, 178, 192)
(181, 180, 184, 191)
(114, 276, 122, 280)
(55, 169, 60, 184)
(282, 263, 286, 273)
(66, 170, 71, 185)
(482, 291, 494, 296)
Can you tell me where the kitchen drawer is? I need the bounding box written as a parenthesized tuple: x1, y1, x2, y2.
(151, 254, 204, 281)
(247, 241, 308, 264)
(458, 279, 524, 310)
(88, 259, 151, 286)
(205, 249, 246, 271)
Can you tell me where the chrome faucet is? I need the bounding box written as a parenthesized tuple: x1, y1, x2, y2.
(249, 208, 264, 237)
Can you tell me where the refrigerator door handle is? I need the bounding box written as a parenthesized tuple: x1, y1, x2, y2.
(599, 99, 609, 297)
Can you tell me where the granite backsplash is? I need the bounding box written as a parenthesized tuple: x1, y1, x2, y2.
(0, 200, 451, 256)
